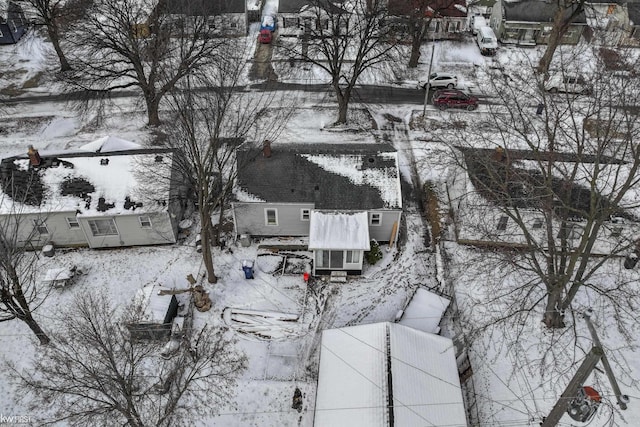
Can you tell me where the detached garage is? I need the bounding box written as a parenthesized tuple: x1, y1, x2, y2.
(314, 322, 468, 426)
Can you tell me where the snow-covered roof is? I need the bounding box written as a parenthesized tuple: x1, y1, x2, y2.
(132, 283, 175, 324)
(236, 143, 402, 210)
(308, 211, 370, 250)
(503, 0, 586, 23)
(0, 148, 174, 216)
(80, 135, 142, 153)
(315, 322, 467, 427)
(398, 288, 451, 334)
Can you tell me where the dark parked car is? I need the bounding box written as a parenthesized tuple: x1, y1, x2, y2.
(432, 89, 479, 111)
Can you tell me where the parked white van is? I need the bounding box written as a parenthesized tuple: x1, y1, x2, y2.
(470, 15, 487, 35)
(477, 26, 498, 56)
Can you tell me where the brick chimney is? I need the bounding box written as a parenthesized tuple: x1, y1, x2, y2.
(262, 140, 272, 158)
(27, 145, 42, 167)
(492, 146, 506, 162)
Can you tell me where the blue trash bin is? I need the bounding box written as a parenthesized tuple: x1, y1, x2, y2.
(242, 260, 254, 279)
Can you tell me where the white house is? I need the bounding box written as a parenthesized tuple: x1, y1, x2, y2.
(0, 141, 185, 249)
(232, 142, 402, 275)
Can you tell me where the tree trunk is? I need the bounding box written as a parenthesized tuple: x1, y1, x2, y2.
(145, 94, 162, 126)
(408, 37, 421, 68)
(542, 286, 565, 328)
(537, 5, 581, 75)
(23, 314, 50, 345)
(47, 23, 71, 72)
(200, 212, 217, 284)
(334, 89, 349, 125)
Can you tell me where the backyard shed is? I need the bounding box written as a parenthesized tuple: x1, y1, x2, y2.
(127, 283, 179, 340)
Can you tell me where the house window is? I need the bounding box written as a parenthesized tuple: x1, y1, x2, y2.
(265, 208, 278, 226)
(345, 250, 360, 264)
(139, 216, 152, 228)
(316, 250, 329, 268)
(532, 218, 543, 229)
(558, 223, 582, 240)
(610, 227, 622, 238)
(88, 218, 118, 236)
(497, 216, 508, 231)
(66, 217, 80, 229)
(33, 219, 49, 235)
(316, 250, 346, 268)
(370, 213, 382, 226)
(301, 209, 310, 221)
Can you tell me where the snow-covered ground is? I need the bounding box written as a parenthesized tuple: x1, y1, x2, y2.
(2, 27, 640, 427)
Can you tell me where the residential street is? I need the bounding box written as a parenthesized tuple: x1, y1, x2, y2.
(2, 7, 640, 427)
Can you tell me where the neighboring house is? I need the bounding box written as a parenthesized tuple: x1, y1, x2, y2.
(278, 0, 348, 36)
(620, 1, 640, 46)
(387, 0, 469, 41)
(468, 0, 497, 20)
(0, 0, 27, 45)
(445, 147, 640, 254)
(0, 142, 186, 249)
(313, 322, 468, 426)
(585, 0, 630, 45)
(490, 0, 586, 45)
(232, 142, 402, 275)
(162, 0, 247, 36)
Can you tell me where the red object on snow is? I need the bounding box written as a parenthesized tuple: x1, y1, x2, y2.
(303, 272, 310, 282)
(258, 29, 272, 44)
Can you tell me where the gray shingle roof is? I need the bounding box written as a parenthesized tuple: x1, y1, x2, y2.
(236, 143, 402, 210)
(503, 0, 586, 23)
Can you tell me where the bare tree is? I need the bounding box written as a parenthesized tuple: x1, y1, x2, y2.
(21, 0, 89, 71)
(537, 0, 586, 75)
(387, 0, 458, 68)
(63, 0, 225, 126)
(161, 40, 291, 283)
(281, 0, 398, 124)
(443, 51, 640, 329)
(0, 163, 51, 345)
(17, 291, 247, 426)
(0, 214, 50, 345)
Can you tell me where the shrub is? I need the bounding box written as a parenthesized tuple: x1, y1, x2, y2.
(365, 239, 383, 265)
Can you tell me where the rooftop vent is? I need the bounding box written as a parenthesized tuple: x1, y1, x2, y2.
(100, 158, 109, 166)
(155, 155, 163, 163)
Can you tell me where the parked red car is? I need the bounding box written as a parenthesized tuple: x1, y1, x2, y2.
(432, 89, 479, 111)
(258, 29, 272, 44)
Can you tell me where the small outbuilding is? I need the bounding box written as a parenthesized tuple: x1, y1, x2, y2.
(127, 283, 179, 341)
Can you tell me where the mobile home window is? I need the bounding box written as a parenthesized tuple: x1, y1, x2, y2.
(139, 216, 152, 228)
(66, 217, 80, 229)
(33, 220, 49, 235)
(370, 213, 382, 226)
(88, 218, 118, 236)
(265, 208, 278, 226)
(497, 216, 508, 231)
(301, 209, 310, 221)
(346, 250, 360, 264)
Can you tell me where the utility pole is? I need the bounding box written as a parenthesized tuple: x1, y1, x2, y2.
(540, 310, 629, 427)
(422, 44, 435, 117)
(583, 309, 629, 410)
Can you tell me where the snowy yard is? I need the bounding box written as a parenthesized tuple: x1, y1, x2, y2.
(2, 24, 640, 427)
